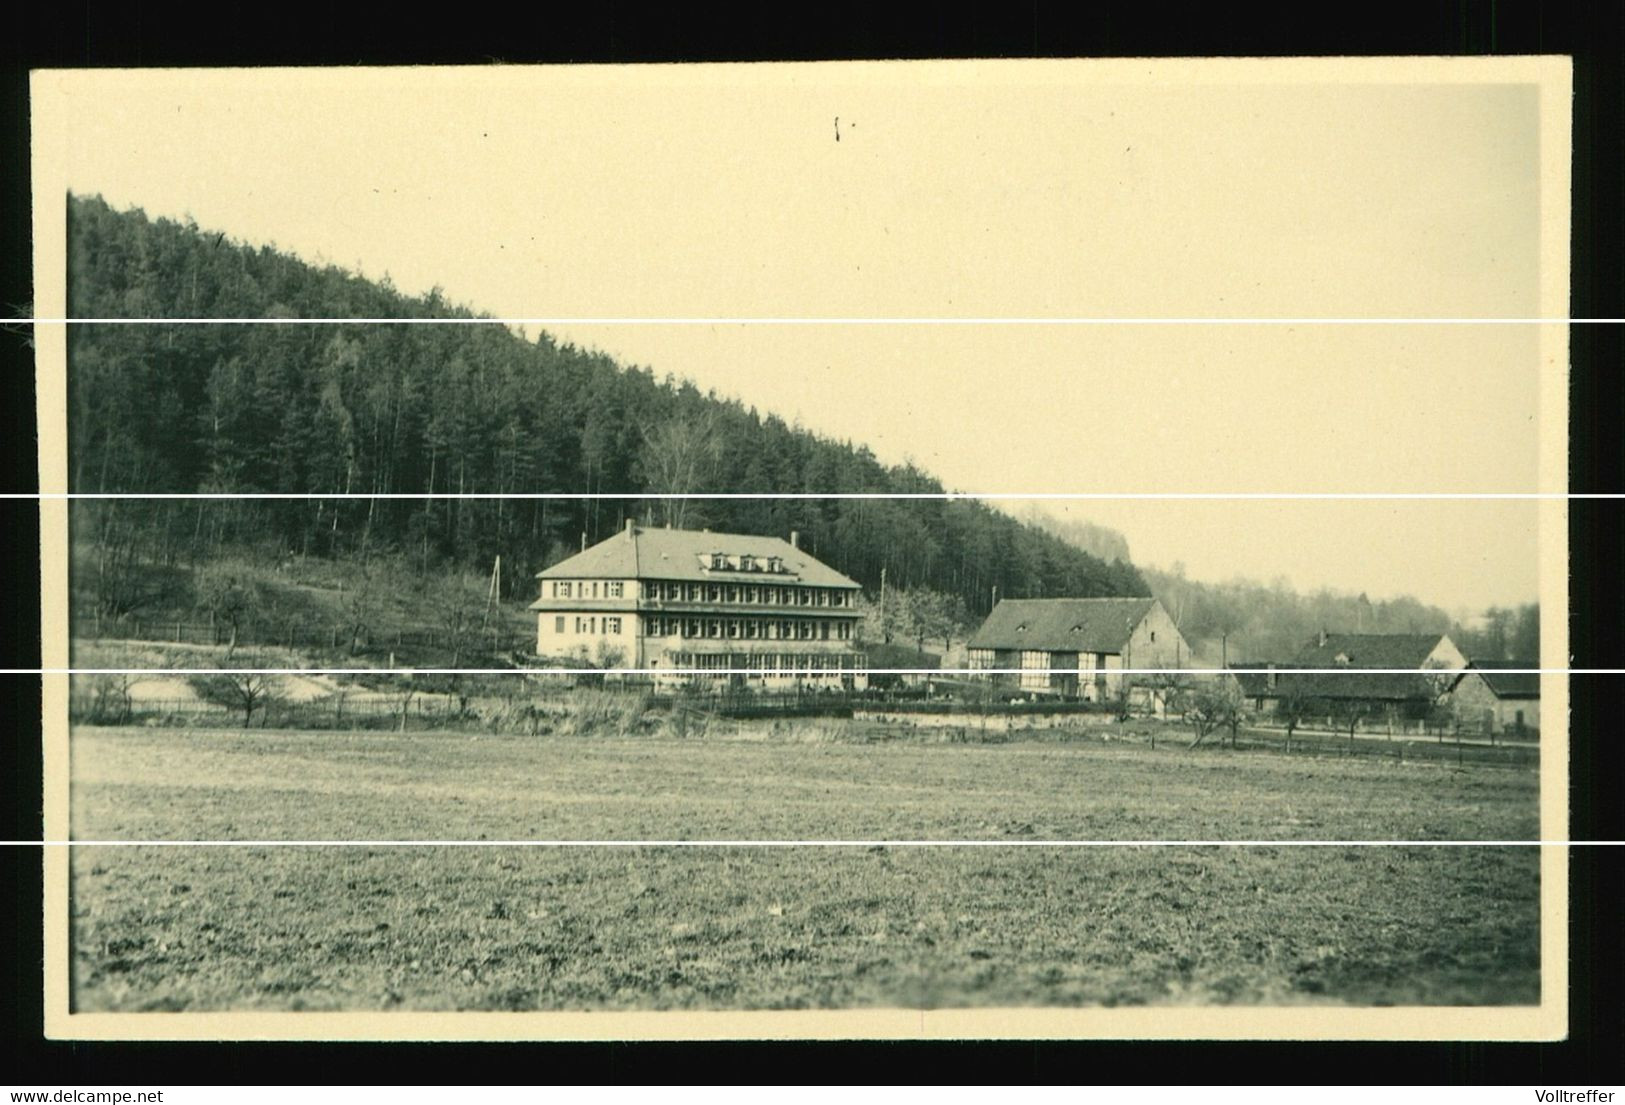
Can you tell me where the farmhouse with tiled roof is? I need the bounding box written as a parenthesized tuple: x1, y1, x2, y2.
(1292, 631, 1468, 671)
(966, 596, 1189, 699)
(1230, 630, 1470, 720)
(1230, 665, 1459, 709)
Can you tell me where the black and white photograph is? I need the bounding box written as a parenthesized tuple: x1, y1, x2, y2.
(31, 58, 1570, 1040)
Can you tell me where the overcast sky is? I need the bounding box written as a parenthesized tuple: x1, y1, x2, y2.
(36, 62, 1560, 611)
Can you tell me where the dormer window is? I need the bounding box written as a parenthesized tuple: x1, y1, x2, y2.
(1334, 652, 1352, 666)
(767, 557, 783, 573)
(740, 554, 756, 572)
(1016, 623, 1027, 633)
(710, 553, 728, 570)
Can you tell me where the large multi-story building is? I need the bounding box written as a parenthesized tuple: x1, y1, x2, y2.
(531, 522, 867, 689)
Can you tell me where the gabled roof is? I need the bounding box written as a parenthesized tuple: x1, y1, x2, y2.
(967, 597, 1159, 654)
(1229, 665, 1457, 703)
(536, 526, 861, 588)
(1293, 632, 1452, 669)
(1228, 664, 1285, 697)
(1468, 660, 1541, 699)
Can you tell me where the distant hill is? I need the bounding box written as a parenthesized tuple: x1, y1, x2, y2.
(1137, 565, 1535, 665)
(1013, 496, 1533, 664)
(1011, 506, 1133, 564)
(65, 193, 1147, 613)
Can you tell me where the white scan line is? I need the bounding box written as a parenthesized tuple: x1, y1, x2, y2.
(21, 839, 1601, 848)
(23, 316, 1619, 325)
(15, 491, 1593, 499)
(28, 666, 1589, 675)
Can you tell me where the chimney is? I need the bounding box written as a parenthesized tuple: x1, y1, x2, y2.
(790, 530, 800, 549)
(580, 531, 588, 553)
(624, 518, 635, 540)
(1318, 628, 1328, 648)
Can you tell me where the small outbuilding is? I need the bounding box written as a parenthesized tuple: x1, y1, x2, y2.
(1448, 660, 1540, 738)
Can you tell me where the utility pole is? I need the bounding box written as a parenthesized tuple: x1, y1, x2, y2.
(880, 565, 888, 644)
(483, 554, 501, 629)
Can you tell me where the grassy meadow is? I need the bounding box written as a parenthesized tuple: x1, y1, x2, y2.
(68, 725, 1542, 1012)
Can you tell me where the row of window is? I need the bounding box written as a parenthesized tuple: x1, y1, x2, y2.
(704, 552, 789, 574)
(555, 615, 624, 635)
(550, 614, 853, 641)
(666, 652, 865, 672)
(968, 649, 1114, 669)
(545, 579, 852, 607)
(647, 616, 853, 641)
(647, 581, 853, 607)
(550, 580, 626, 600)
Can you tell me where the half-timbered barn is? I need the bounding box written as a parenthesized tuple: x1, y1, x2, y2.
(965, 597, 1190, 700)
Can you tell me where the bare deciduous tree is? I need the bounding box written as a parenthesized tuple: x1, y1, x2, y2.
(72, 672, 146, 725)
(1328, 697, 1376, 749)
(903, 589, 957, 661)
(188, 667, 283, 727)
(1274, 680, 1315, 752)
(339, 561, 402, 656)
(195, 564, 257, 655)
(636, 413, 722, 530)
(1180, 679, 1246, 749)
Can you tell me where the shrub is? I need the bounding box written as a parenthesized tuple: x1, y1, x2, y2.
(561, 689, 650, 736)
(69, 673, 137, 725)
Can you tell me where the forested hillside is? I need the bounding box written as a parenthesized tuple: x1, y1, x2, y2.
(66, 194, 1146, 613)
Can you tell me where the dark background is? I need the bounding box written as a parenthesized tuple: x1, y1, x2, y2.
(3, 0, 1621, 1086)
